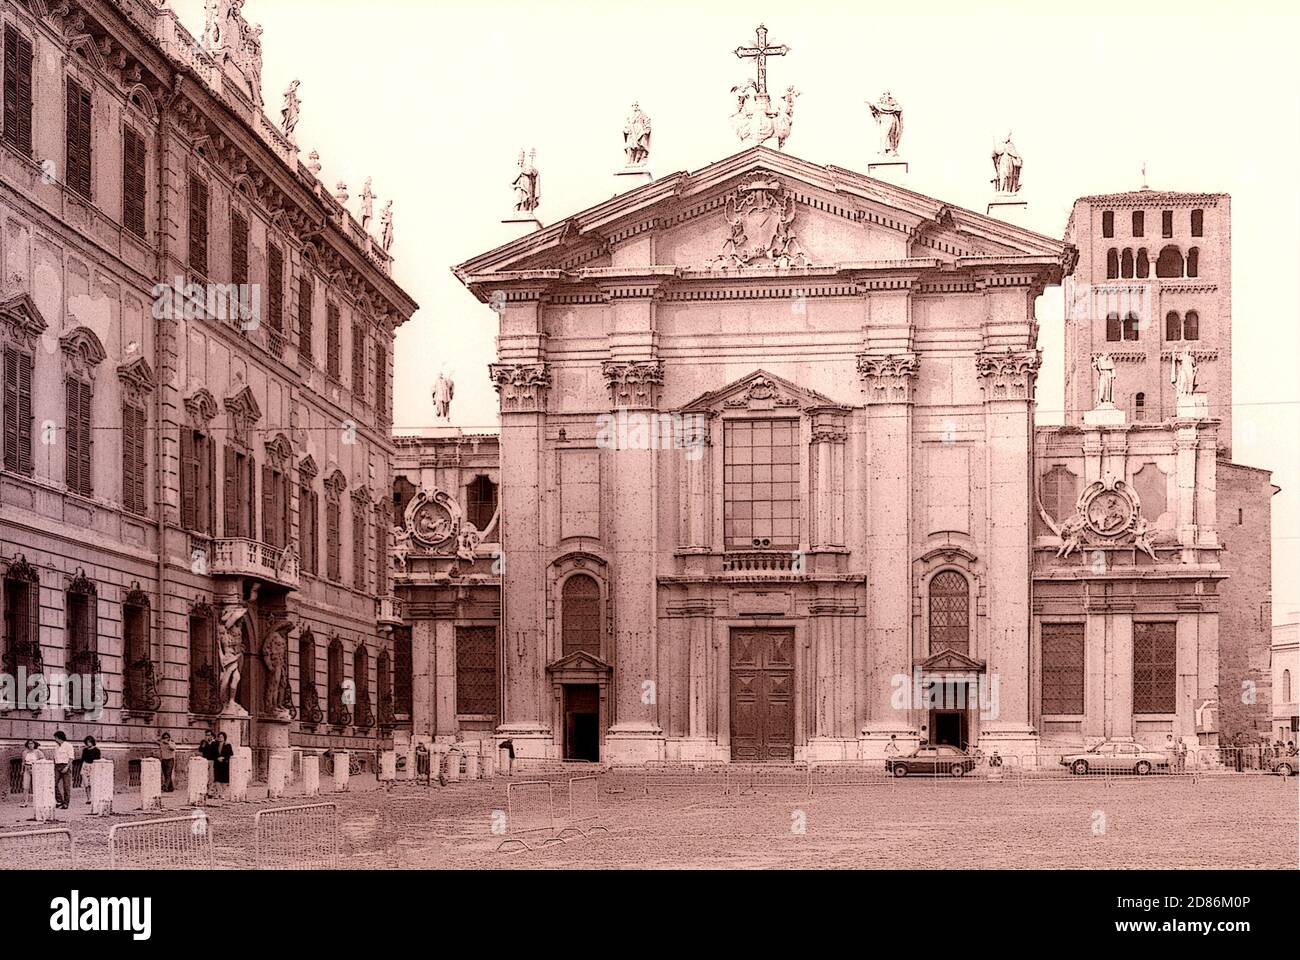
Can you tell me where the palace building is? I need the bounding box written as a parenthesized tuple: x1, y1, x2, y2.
(0, 0, 415, 784)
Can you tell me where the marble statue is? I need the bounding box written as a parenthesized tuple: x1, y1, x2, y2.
(456, 523, 482, 564)
(281, 80, 301, 138)
(513, 149, 540, 213)
(1093, 353, 1117, 406)
(360, 178, 376, 231)
(380, 201, 394, 251)
(624, 103, 651, 166)
(991, 132, 1023, 194)
(868, 91, 903, 157)
(261, 622, 291, 718)
(433, 370, 454, 420)
(218, 603, 247, 710)
(1133, 517, 1158, 562)
(1172, 349, 1198, 398)
(243, 23, 263, 105)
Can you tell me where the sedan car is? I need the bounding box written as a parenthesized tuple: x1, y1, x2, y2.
(1060, 740, 1171, 776)
(1271, 754, 1298, 777)
(887, 745, 978, 777)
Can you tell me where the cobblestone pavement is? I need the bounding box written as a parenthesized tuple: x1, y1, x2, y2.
(3, 771, 1296, 869)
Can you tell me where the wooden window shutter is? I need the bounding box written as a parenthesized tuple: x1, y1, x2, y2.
(298, 275, 313, 359)
(353, 503, 366, 590)
(246, 455, 258, 541)
(122, 127, 147, 239)
(267, 245, 284, 332)
(65, 378, 92, 495)
(78, 380, 92, 495)
(16, 349, 31, 473)
(188, 176, 209, 275)
(3, 347, 20, 471)
(261, 463, 275, 546)
(223, 445, 238, 536)
(206, 438, 217, 534)
(326, 303, 340, 379)
(180, 429, 197, 529)
(375, 343, 387, 422)
(4, 26, 34, 156)
(122, 405, 146, 515)
(279, 474, 291, 553)
(351, 321, 366, 400)
(65, 79, 92, 200)
(231, 210, 249, 288)
(326, 501, 340, 581)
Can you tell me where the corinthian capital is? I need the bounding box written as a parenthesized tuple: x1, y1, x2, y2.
(857, 352, 920, 405)
(975, 348, 1041, 402)
(488, 362, 551, 413)
(601, 359, 665, 409)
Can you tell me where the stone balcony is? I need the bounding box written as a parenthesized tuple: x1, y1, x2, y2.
(209, 538, 300, 590)
(721, 550, 800, 576)
(376, 595, 404, 626)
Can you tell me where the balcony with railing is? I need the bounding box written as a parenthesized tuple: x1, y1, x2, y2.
(209, 538, 300, 589)
(721, 550, 800, 576)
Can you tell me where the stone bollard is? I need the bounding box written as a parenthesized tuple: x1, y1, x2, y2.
(481, 746, 495, 778)
(229, 747, 252, 802)
(140, 758, 162, 811)
(187, 756, 209, 806)
(380, 750, 396, 782)
(302, 754, 320, 796)
(267, 753, 290, 799)
(465, 751, 480, 780)
(90, 760, 115, 816)
(32, 759, 56, 822)
(445, 749, 462, 782)
(333, 751, 350, 792)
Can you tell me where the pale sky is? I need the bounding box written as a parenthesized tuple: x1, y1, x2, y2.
(174, 0, 1299, 623)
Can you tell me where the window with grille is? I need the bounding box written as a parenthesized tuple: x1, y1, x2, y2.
(928, 571, 969, 655)
(188, 176, 208, 275)
(1133, 622, 1177, 713)
(467, 475, 497, 531)
(3, 346, 34, 474)
(562, 575, 601, 657)
(3, 26, 34, 156)
(2, 560, 41, 679)
(65, 78, 92, 200)
(327, 637, 349, 726)
(1041, 623, 1084, 714)
(122, 590, 158, 713)
(188, 605, 220, 715)
(65, 574, 99, 684)
(724, 419, 799, 548)
(455, 626, 497, 716)
(297, 275, 313, 360)
(393, 628, 412, 716)
(180, 429, 215, 534)
(65, 377, 93, 496)
(298, 629, 322, 725)
(122, 126, 146, 239)
(326, 303, 340, 380)
(352, 644, 373, 729)
(121, 404, 146, 515)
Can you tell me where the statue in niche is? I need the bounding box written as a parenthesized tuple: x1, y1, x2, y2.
(1092, 353, 1117, 407)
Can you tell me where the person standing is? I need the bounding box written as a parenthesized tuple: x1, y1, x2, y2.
(19, 740, 43, 808)
(198, 730, 218, 798)
(158, 733, 176, 792)
(1165, 734, 1179, 774)
(51, 732, 75, 810)
(1175, 738, 1188, 774)
(79, 736, 101, 804)
(212, 732, 233, 799)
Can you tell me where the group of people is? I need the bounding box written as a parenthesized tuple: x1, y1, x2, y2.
(18, 732, 99, 809)
(1223, 736, 1297, 772)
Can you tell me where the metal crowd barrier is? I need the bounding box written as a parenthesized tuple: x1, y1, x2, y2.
(0, 827, 76, 869)
(109, 814, 215, 869)
(255, 802, 340, 869)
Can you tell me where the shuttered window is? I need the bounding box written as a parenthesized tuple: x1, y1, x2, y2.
(299, 476, 318, 575)
(188, 176, 208, 275)
(374, 503, 387, 595)
(374, 342, 387, 422)
(222, 446, 256, 539)
(179, 429, 215, 534)
(3, 346, 34, 474)
(121, 404, 147, 515)
(64, 377, 93, 496)
(122, 126, 147, 239)
(1041, 623, 1085, 715)
(230, 209, 249, 290)
(326, 302, 340, 380)
(326, 499, 341, 581)
(352, 499, 367, 591)
(297, 275, 313, 360)
(267, 244, 284, 332)
(65, 78, 92, 200)
(351, 321, 366, 401)
(4, 25, 34, 156)
(261, 465, 290, 548)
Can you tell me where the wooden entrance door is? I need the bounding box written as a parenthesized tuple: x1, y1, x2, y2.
(563, 684, 600, 762)
(730, 628, 795, 761)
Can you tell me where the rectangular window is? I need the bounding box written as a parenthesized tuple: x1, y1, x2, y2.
(1041, 623, 1085, 714)
(3, 25, 34, 156)
(1161, 210, 1173, 238)
(326, 499, 341, 581)
(261, 465, 290, 549)
(65, 78, 92, 200)
(1133, 622, 1177, 713)
(393, 629, 412, 716)
(297, 275, 313, 360)
(375, 343, 387, 421)
(723, 419, 800, 548)
(326, 303, 341, 380)
(1122, 313, 1140, 341)
(351, 321, 366, 402)
(2, 345, 34, 474)
(455, 626, 497, 716)
(64, 377, 92, 496)
(352, 500, 367, 591)
(1191, 209, 1204, 237)
(266, 244, 284, 332)
(374, 506, 387, 595)
(180, 429, 215, 534)
(1131, 210, 1144, 238)
(1101, 210, 1114, 238)
(188, 176, 209, 276)
(222, 446, 255, 539)
(121, 404, 147, 516)
(230, 209, 249, 289)
(300, 481, 318, 575)
(122, 126, 147, 239)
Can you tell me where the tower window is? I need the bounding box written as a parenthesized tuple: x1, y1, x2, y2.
(1136, 248, 1149, 278)
(1165, 311, 1181, 341)
(1161, 210, 1173, 238)
(1131, 211, 1144, 237)
(1121, 248, 1134, 279)
(1134, 392, 1146, 421)
(1106, 249, 1119, 280)
(1183, 311, 1199, 341)
(1191, 209, 1204, 237)
(1102, 210, 1114, 238)
(1123, 312, 1140, 341)
(1186, 247, 1199, 278)
(1105, 312, 1121, 342)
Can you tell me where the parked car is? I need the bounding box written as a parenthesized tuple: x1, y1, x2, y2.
(1059, 740, 1170, 776)
(1271, 754, 1298, 777)
(887, 745, 978, 777)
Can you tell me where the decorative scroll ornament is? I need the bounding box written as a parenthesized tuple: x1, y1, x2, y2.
(710, 175, 809, 269)
(405, 488, 460, 551)
(602, 359, 665, 409)
(975, 348, 1041, 401)
(857, 353, 920, 405)
(1038, 475, 1167, 562)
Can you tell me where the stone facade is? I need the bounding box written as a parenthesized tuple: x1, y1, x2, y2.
(0, 0, 416, 786)
(1271, 622, 1298, 744)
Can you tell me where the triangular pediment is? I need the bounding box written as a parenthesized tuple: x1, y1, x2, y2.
(454, 146, 1064, 295)
(679, 368, 840, 414)
(917, 649, 987, 674)
(546, 650, 612, 674)
(0, 293, 49, 343)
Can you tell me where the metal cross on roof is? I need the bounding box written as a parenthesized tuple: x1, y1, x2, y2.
(735, 23, 789, 96)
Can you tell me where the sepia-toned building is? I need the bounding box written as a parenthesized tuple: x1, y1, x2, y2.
(0, 0, 415, 785)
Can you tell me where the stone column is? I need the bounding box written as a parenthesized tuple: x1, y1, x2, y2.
(187, 756, 209, 806)
(489, 359, 554, 760)
(301, 754, 320, 796)
(602, 357, 666, 763)
(808, 409, 848, 551)
(410, 618, 435, 738)
(433, 616, 457, 738)
(333, 751, 350, 792)
(857, 353, 919, 757)
(139, 758, 162, 812)
(32, 759, 55, 822)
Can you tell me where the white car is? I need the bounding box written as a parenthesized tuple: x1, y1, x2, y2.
(1059, 740, 1171, 776)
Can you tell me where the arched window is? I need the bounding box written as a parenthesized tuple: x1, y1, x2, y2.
(123, 587, 158, 713)
(1165, 311, 1182, 341)
(1186, 247, 1199, 278)
(2, 556, 42, 678)
(1134, 392, 1146, 421)
(928, 571, 970, 655)
(1136, 248, 1149, 278)
(327, 637, 349, 726)
(188, 602, 219, 715)
(1105, 312, 1121, 342)
(1284, 669, 1292, 704)
(1123, 312, 1140, 341)
(467, 475, 498, 531)
(1156, 245, 1184, 278)
(1183, 311, 1200, 341)
(1106, 249, 1119, 280)
(1120, 248, 1134, 279)
(299, 629, 322, 724)
(562, 574, 601, 657)
(65, 570, 99, 678)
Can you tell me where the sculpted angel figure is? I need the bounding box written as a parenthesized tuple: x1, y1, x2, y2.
(1055, 513, 1087, 559)
(1133, 516, 1158, 562)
